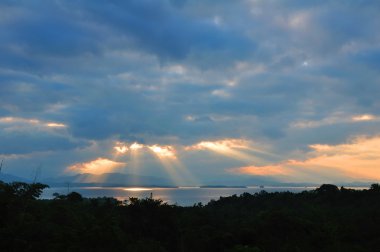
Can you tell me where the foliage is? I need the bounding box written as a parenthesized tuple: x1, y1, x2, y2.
(0, 181, 48, 200)
(1, 180, 380, 251)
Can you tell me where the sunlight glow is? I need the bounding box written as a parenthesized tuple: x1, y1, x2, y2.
(187, 139, 251, 151)
(152, 155, 195, 186)
(0, 117, 67, 129)
(128, 142, 144, 185)
(292, 113, 378, 129)
(110, 141, 145, 185)
(148, 145, 176, 159)
(0, 117, 38, 124)
(230, 165, 290, 176)
(147, 144, 198, 186)
(46, 123, 66, 127)
(130, 142, 144, 150)
(352, 114, 376, 121)
(113, 142, 144, 155)
(230, 136, 380, 182)
(114, 144, 129, 154)
(186, 139, 267, 164)
(67, 158, 126, 175)
(123, 187, 152, 192)
(0, 117, 18, 123)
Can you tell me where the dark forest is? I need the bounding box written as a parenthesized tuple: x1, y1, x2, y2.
(1, 181, 380, 252)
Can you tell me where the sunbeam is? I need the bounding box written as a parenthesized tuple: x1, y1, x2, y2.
(167, 157, 199, 186)
(128, 142, 144, 185)
(187, 139, 266, 165)
(147, 144, 197, 186)
(148, 145, 177, 159)
(148, 144, 183, 185)
(130, 142, 144, 150)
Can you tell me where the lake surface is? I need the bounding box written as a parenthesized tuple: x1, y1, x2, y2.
(42, 186, 319, 206)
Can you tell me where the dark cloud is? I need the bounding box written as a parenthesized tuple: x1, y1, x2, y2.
(0, 119, 87, 155)
(0, 132, 83, 155)
(89, 0, 252, 61)
(0, 0, 253, 69)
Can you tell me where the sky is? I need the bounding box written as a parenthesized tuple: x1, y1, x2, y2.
(1, 0, 380, 185)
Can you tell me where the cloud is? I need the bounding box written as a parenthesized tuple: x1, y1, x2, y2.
(0, 0, 252, 67)
(0, 116, 67, 128)
(0, 116, 84, 155)
(230, 136, 380, 182)
(185, 138, 273, 166)
(1, 1, 380, 182)
(148, 145, 177, 159)
(66, 158, 126, 175)
(186, 139, 251, 150)
(352, 114, 377, 122)
(291, 113, 379, 129)
(230, 165, 290, 177)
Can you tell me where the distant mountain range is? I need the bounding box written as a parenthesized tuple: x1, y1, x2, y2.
(0, 172, 374, 188)
(0, 172, 30, 183)
(41, 173, 175, 187)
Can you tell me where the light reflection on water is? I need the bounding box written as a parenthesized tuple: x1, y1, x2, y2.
(123, 187, 153, 192)
(42, 186, 323, 206)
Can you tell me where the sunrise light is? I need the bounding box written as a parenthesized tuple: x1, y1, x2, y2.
(148, 145, 177, 159)
(114, 143, 129, 154)
(67, 158, 126, 175)
(352, 114, 376, 121)
(46, 123, 67, 128)
(123, 187, 152, 192)
(187, 139, 264, 164)
(230, 136, 380, 182)
(130, 142, 144, 150)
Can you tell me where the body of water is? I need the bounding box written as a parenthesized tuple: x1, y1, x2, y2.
(42, 186, 319, 206)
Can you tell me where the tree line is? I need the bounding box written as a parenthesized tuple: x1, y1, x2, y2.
(1, 181, 380, 252)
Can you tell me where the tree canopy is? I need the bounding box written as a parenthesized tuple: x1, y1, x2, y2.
(1, 181, 380, 252)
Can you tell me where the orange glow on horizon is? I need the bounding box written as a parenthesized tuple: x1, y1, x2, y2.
(230, 136, 380, 182)
(230, 165, 290, 176)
